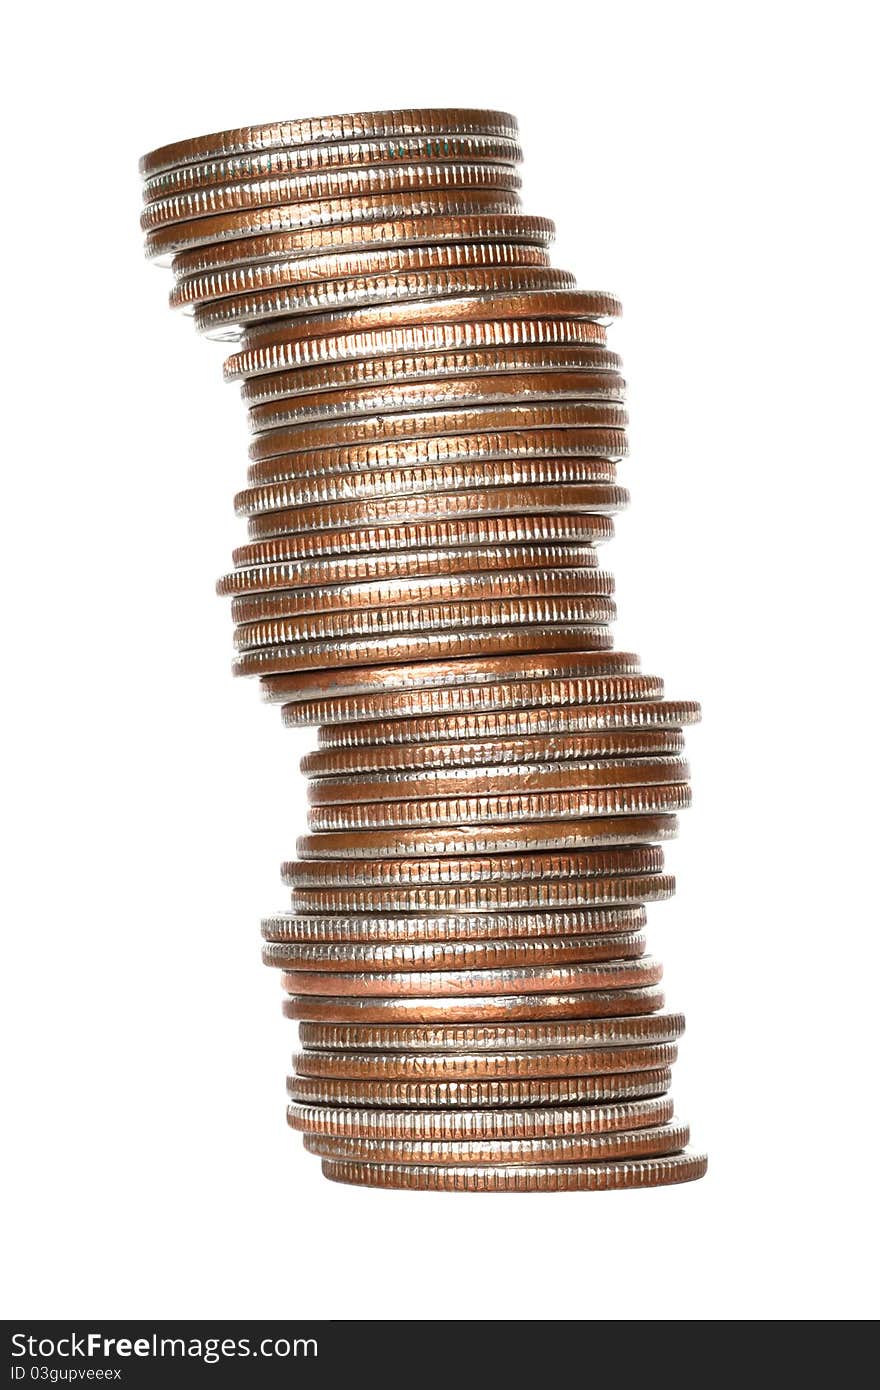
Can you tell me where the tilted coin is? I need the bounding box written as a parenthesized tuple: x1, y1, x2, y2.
(173, 241, 552, 310)
(287, 1091, 675, 1140)
(264, 932, 646, 972)
(305, 756, 688, 804)
(292, 1041, 676, 1080)
(297, 1010, 683, 1050)
(246, 369, 626, 429)
(283, 983, 666, 1024)
(233, 514, 615, 566)
(280, 956, 662, 998)
(144, 189, 524, 260)
(224, 311, 607, 380)
(229, 567, 614, 623)
(145, 135, 524, 200)
(141, 163, 523, 230)
(294, 817, 679, 859)
(282, 844, 663, 885)
(303, 1119, 688, 1165)
(306, 784, 691, 831)
(288, 873, 675, 914)
(262, 905, 649, 944)
(238, 345, 621, 402)
(287, 1067, 672, 1107)
(320, 1152, 708, 1191)
(218, 543, 601, 597)
(234, 626, 614, 678)
(235, 461, 618, 516)
(301, 727, 684, 775)
(309, 700, 699, 743)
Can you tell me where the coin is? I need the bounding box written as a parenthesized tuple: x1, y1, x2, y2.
(305, 756, 688, 804)
(246, 369, 626, 429)
(287, 1091, 674, 1140)
(265, 932, 646, 972)
(283, 983, 666, 1024)
(224, 312, 607, 380)
(262, 905, 649, 944)
(238, 345, 620, 401)
(282, 845, 663, 884)
(301, 728, 684, 775)
(234, 462, 619, 516)
(287, 873, 675, 913)
(320, 1152, 708, 1191)
(280, 956, 662, 998)
(173, 242, 552, 310)
(306, 784, 691, 831)
(292, 1041, 676, 1080)
(182, 216, 556, 283)
(218, 544, 602, 597)
(144, 135, 524, 200)
(233, 514, 615, 565)
(140, 110, 520, 177)
(293, 1040, 675, 1077)
(302, 1119, 688, 1165)
(287, 1067, 671, 1107)
(294, 817, 679, 859)
(297, 1010, 683, 1050)
(229, 567, 614, 622)
(234, 626, 615, 678)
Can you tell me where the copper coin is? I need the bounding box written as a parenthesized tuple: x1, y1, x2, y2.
(320, 1152, 707, 1191)
(302, 1119, 688, 1166)
(294, 817, 678, 859)
(234, 627, 614, 678)
(297, 1010, 683, 1051)
(265, 932, 646, 973)
(145, 135, 524, 200)
(310, 700, 699, 743)
(247, 405, 626, 461)
(294, 818, 678, 860)
(287, 1067, 671, 1107)
(282, 845, 663, 884)
(305, 757, 689, 804)
(224, 312, 607, 380)
(238, 345, 620, 401)
(301, 728, 684, 775)
(144, 190, 525, 260)
(287, 1091, 674, 1140)
(245, 430, 626, 487)
(239, 291, 622, 348)
(280, 957, 662, 998)
(230, 567, 614, 622)
(218, 543, 601, 596)
(283, 983, 665, 1024)
(173, 242, 551, 310)
(141, 163, 523, 230)
(246, 370, 625, 429)
(293, 1042, 676, 1080)
(235, 462, 618, 516)
(233, 596, 617, 650)
(306, 785, 691, 831)
(288, 873, 674, 914)
(182, 216, 556, 283)
(262, 905, 649, 945)
(234, 514, 614, 566)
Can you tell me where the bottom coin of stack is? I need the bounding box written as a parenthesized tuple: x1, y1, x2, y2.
(259, 655, 707, 1191)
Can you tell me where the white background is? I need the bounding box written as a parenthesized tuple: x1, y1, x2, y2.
(2, 0, 878, 1321)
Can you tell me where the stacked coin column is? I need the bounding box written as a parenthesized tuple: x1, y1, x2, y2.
(141, 108, 706, 1192)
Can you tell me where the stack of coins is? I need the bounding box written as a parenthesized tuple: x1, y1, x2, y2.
(140, 109, 706, 1192)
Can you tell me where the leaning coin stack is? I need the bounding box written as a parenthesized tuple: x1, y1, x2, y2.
(140, 108, 706, 1192)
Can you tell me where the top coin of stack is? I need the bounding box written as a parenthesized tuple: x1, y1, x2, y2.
(140, 108, 706, 1192)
